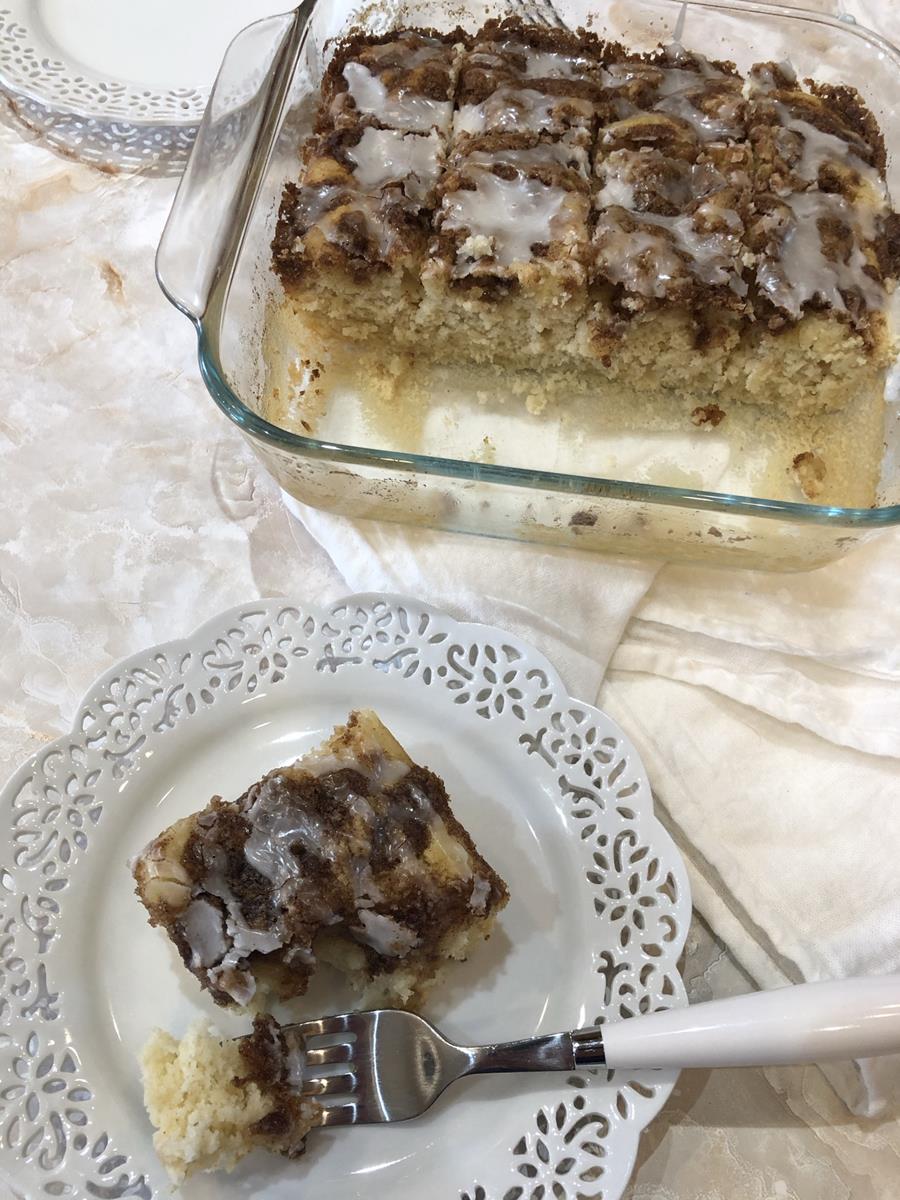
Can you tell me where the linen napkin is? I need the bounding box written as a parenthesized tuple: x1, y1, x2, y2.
(599, 532, 900, 1117)
(292, 499, 661, 703)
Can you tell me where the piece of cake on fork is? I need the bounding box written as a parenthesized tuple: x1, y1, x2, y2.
(140, 1015, 318, 1182)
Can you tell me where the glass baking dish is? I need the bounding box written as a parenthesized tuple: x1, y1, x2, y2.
(156, 0, 900, 570)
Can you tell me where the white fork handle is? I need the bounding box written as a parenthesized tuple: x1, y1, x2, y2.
(601, 975, 900, 1070)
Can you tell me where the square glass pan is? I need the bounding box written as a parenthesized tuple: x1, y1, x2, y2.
(157, 0, 900, 571)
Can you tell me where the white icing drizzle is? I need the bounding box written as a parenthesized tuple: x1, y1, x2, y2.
(600, 62, 656, 89)
(208, 963, 256, 1007)
(364, 37, 448, 69)
(469, 875, 491, 913)
(353, 910, 421, 957)
(290, 185, 411, 261)
(656, 66, 725, 98)
(297, 745, 410, 789)
(183, 839, 287, 1003)
(181, 899, 228, 969)
(748, 60, 797, 93)
(597, 150, 727, 211)
(460, 141, 588, 176)
(223, 919, 282, 958)
(291, 183, 343, 229)
(347, 127, 442, 201)
(521, 48, 596, 79)
(283, 1043, 307, 1089)
(443, 171, 569, 266)
(466, 39, 601, 83)
(597, 173, 636, 208)
(595, 205, 746, 297)
(594, 213, 685, 297)
(455, 86, 591, 137)
(774, 108, 886, 202)
(244, 776, 345, 884)
(419, 792, 478, 877)
(342, 61, 452, 133)
(601, 61, 724, 96)
(353, 859, 385, 907)
(601, 54, 739, 133)
(755, 191, 883, 318)
(654, 89, 743, 140)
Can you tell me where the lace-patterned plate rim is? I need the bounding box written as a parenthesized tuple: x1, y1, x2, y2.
(0, 593, 691, 1200)
(1, 88, 198, 174)
(0, 1, 207, 170)
(0, 4, 208, 122)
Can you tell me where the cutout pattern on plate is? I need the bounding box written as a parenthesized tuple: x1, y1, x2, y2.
(0, 5, 202, 170)
(0, 596, 689, 1199)
(0, 7, 206, 120)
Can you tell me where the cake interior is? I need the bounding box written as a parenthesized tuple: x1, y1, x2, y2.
(262, 304, 889, 509)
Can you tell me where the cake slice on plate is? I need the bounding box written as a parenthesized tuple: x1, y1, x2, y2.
(132, 709, 508, 1009)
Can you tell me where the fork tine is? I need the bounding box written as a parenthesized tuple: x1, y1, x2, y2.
(285, 1014, 353, 1039)
(317, 1102, 359, 1127)
(518, 1, 546, 26)
(541, 0, 569, 30)
(304, 1042, 355, 1066)
(302, 1072, 356, 1097)
(510, 0, 568, 29)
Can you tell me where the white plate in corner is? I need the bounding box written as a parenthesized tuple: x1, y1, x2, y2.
(0, 0, 284, 169)
(0, 594, 690, 1200)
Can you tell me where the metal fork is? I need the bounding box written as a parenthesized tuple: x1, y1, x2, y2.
(509, 0, 569, 31)
(286, 975, 900, 1127)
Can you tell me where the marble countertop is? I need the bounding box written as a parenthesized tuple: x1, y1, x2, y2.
(2, 1, 900, 1193)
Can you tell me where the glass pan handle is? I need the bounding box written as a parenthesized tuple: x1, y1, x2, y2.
(155, 4, 313, 322)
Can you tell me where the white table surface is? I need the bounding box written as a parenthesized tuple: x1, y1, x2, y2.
(3, 1, 900, 1193)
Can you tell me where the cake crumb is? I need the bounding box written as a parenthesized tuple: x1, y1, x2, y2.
(474, 435, 496, 462)
(570, 509, 598, 527)
(140, 1018, 318, 1182)
(459, 233, 496, 259)
(791, 450, 827, 499)
(691, 404, 726, 428)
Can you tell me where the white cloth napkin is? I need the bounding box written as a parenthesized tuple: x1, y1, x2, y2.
(292, 499, 660, 701)
(598, 534, 900, 1117)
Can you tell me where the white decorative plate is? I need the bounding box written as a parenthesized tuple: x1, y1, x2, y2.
(0, 595, 690, 1200)
(0, 0, 282, 170)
